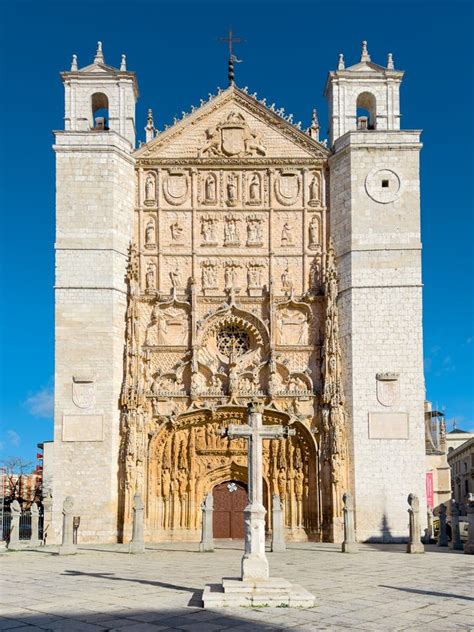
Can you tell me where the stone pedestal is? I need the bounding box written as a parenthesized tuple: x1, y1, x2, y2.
(199, 493, 214, 553)
(341, 492, 358, 553)
(406, 493, 424, 554)
(271, 494, 285, 553)
(203, 577, 316, 608)
(464, 498, 474, 555)
(130, 492, 145, 554)
(59, 496, 77, 555)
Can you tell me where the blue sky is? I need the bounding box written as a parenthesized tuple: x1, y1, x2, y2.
(0, 0, 473, 463)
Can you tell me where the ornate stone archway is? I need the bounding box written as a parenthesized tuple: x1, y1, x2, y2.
(145, 406, 320, 541)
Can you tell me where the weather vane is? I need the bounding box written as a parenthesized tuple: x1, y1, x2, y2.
(219, 27, 243, 86)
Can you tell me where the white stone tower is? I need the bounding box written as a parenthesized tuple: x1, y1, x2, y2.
(325, 42, 426, 541)
(51, 43, 138, 542)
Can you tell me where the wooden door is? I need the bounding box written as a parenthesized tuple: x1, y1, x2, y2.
(213, 481, 248, 539)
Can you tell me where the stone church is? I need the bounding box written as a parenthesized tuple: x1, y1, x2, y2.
(48, 40, 426, 544)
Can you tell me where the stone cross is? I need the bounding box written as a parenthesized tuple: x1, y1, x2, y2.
(8, 500, 21, 550)
(406, 493, 424, 554)
(464, 495, 474, 555)
(450, 500, 463, 551)
(223, 401, 295, 580)
(437, 503, 448, 547)
(199, 492, 214, 552)
(342, 492, 358, 553)
(59, 496, 77, 555)
(130, 492, 145, 554)
(30, 502, 41, 547)
(270, 494, 285, 552)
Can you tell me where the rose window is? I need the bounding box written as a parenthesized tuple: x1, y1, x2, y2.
(216, 324, 250, 357)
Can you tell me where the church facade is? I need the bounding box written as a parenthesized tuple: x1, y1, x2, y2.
(49, 41, 426, 544)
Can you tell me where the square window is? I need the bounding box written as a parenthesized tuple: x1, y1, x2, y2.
(381, 179, 389, 188)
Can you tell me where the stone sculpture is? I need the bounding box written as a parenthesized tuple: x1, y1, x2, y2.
(341, 492, 358, 553)
(406, 493, 424, 554)
(199, 493, 214, 552)
(130, 491, 145, 554)
(59, 496, 77, 555)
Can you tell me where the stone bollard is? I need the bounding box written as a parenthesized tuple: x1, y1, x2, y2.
(342, 492, 358, 553)
(199, 493, 214, 553)
(450, 500, 463, 551)
(464, 495, 474, 555)
(271, 494, 286, 552)
(130, 492, 145, 554)
(59, 496, 77, 555)
(406, 493, 424, 554)
(437, 503, 448, 547)
(29, 503, 41, 547)
(422, 507, 434, 544)
(7, 500, 22, 550)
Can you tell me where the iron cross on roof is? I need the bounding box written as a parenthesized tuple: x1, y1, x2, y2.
(219, 27, 243, 86)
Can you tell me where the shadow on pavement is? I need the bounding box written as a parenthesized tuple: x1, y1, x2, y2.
(379, 584, 474, 602)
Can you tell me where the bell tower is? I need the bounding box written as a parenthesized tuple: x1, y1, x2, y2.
(51, 43, 138, 543)
(326, 42, 426, 542)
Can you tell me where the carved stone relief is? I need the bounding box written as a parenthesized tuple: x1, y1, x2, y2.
(274, 171, 301, 206)
(162, 171, 190, 206)
(145, 261, 156, 292)
(200, 215, 218, 246)
(308, 215, 320, 250)
(224, 214, 241, 246)
(246, 214, 264, 246)
(201, 259, 218, 290)
(144, 172, 156, 205)
(308, 172, 321, 207)
(225, 172, 240, 207)
(376, 372, 400, 407)
(144, 218, 156, 249)
(202, 172, 218, 205)
(276, 307, 311, 346)
(198, 111, 266, 158)
(247, 172, 262, 204)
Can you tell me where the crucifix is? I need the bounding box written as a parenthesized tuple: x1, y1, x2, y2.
(219, 27, 243, 86)
(222, 401, 295, 581)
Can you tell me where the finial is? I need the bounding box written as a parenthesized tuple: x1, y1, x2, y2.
(452, 419, 457, 431)
(145, 108, 156, 143)
(308, 108, 320, 141)
(71, 54, 78, 71)
(387, 52, 394, 70)
(360, 40, 371, 62)
(228, 56, 235, 86)
(120, 54, 127, 71)
(338, 53, 345, 70)
(94, 41, 105, 64)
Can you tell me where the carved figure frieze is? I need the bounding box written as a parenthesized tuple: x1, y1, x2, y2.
(202, 172, 218, 205)
(162, 171, 190, 206)
(170, 219, 184, 243)
(148, 303, 190, 347)
(281, 220, 294, 247)
(224, 260, 242, 290)
(276, 307, 311, 346)
(198, 111, 266, 158)
(247, 261, 265, 290)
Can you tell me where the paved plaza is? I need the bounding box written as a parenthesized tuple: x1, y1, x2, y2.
(0, 542, 473, 631)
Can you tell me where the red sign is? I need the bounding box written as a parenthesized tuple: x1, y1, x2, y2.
(426, 472, 434, 508)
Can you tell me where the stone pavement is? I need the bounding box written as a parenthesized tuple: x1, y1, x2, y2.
(0, 542, 473, 631)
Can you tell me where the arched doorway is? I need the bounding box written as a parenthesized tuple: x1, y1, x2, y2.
(213, 480, 248, 539)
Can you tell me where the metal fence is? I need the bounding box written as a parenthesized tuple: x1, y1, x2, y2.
(1, 510, 44, 542)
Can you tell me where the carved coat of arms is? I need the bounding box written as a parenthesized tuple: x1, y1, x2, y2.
(199, 111, 266, 158)
(163, 171, 190, 205)
(72, 374, 96, 409)
(376, 373, 399, 407)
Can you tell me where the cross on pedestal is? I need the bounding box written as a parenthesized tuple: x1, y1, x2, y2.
(223, 401, 295, 580)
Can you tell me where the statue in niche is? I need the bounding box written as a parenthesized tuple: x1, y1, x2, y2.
(170, 221, 183, 242)
(226, 173, 238, 205)
(281, 266, 293, 291)
(247, 264, 263, 289)
(170, 265, 182, 288)
(156, 311, 168, 344)
(204, 173, 217, 203)
(145, 261, 156, 291)
(281, 221, 294, 246)
(246, 216, 263, 245)
(224, 215, 240, 245)
(308, 174, 320, 206)
(201, 218, 217, 244)
(249, 173, 261, 202)
(297, 317, 309, 345)
(202, 263, 217, 289)
(145, 174, 155, 202)
(308, 216, 320, 249)
(145, 219, 156, 247)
